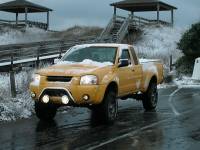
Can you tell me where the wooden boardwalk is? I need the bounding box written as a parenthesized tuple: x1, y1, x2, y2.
(0, 36, 96, 71)
(0, 19, 48, 30)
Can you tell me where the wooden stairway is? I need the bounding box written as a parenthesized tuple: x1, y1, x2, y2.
(97, 14, 171, 43)
(97, 16, 129, 43)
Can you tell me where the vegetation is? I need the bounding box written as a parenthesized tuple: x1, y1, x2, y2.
(51, 25, 103, 40)
(176, 22, 200, 75)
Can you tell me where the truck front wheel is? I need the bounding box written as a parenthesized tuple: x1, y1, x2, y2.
(142, 80, 158, 111)
(35, 102, 57, 121)
(92, 90, 118, 124)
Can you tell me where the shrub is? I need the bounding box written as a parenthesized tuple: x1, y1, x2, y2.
(175, 56, 195, 75)
(176, 22, 200, 75)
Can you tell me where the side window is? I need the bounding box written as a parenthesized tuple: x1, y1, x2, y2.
(121, 49, 132, 65)
(130, 47, 139, 65)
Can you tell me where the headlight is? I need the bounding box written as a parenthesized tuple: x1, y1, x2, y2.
(80, 75, 98, 85)
(31, 74, 41, 85)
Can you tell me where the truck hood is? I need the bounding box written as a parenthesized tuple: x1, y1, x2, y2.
(37, 63, 114, 77)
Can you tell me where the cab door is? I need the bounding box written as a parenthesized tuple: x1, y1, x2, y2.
(117, 49, 135, 96)
(129, 46, 143, 92)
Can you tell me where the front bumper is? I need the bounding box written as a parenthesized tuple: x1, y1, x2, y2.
(30, 78, 107, 105)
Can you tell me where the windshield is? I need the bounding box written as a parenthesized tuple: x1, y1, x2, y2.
(62, 46, 117, 64)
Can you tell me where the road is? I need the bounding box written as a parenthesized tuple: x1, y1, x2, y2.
(0, 86, 200, 150)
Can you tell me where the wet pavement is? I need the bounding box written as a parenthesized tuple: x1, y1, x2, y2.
(0, 86, 200, 150)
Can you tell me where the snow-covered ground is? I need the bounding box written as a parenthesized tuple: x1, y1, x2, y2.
(0, 70, 34, 121)
(0, 27, 52, 45)
(174, 76, 200, 88)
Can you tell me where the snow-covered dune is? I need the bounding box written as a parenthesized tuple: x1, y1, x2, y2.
(0, 27, 52, 45)
(135, 25, 185, 67)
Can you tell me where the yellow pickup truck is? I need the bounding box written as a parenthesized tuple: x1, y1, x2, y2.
(30, 44, 163, 123)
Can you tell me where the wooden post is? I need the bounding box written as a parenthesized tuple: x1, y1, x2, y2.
(10, 53, 14, 71)
(139, 17, 141, 26)
(10, 54, 16, 98)
(47, 11, 49, 30)
(169, 55, 173, 71)
(171, 9, 174, 26)
(113, 7, 117, 21)
(157, 3, 160, 24)
(25, 7, 28, 26)
(16, 13, 18, 25)
(131, 12, 134, 20)
(59, 41, 64, 59)
(36, 48, 40, 68)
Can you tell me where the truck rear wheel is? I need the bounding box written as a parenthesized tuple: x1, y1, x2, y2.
(142, 80, 158, 111)
(92, 90, 118, 124)
(35, 102, 57, 121)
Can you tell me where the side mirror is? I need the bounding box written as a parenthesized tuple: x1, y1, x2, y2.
(54, 58, 61, 64)
(118, 59, 129, 68)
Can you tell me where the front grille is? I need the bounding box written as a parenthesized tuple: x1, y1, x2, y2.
(43, 89, 69, 97)
(47, 76, 72, 82)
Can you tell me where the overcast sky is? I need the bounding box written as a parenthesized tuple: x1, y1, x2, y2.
(0, 0, 200, 30)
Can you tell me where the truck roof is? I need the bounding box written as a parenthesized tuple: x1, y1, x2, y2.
(74, 43, 132, 49)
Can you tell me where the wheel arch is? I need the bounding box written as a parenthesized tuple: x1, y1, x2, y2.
(150, 75, 157, 84)
(143, 74, 158, 92)
(105, 81, 118, 95)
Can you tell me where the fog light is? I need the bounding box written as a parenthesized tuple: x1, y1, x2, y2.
(62, 95, 69, 104)
(42, 95, 49, 103)
(31, 92, 36, 98)
(83, 94, 89, 101)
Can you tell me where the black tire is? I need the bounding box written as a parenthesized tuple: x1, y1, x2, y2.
(142, 80, 158, 111)
(35, 102, 57, 121)
(92, 90, 118, 124)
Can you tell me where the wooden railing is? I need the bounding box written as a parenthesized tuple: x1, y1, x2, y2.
(0, 36, 96, 71)
(0, 19, 48, 30)
(98, 16, 114, 42)
(116, 16, 131, 42)
(27, 21, 48, 30)
(98, 14, 172, 43)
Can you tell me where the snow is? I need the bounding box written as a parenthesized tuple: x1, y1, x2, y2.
(135, 25, 185, 67)
(157, 84, 175, 89)
(139, 59, 161, 63)
(142, 62, 158, 88)
(0, 70, 34, 121)
(142, 63, 158, 76)
(74, 43, 128, 49)
(174, 76, 200, 88)
(57, 59, 113, 67)
(80, 59, 113, 67)
(0, 27, 53, 45)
